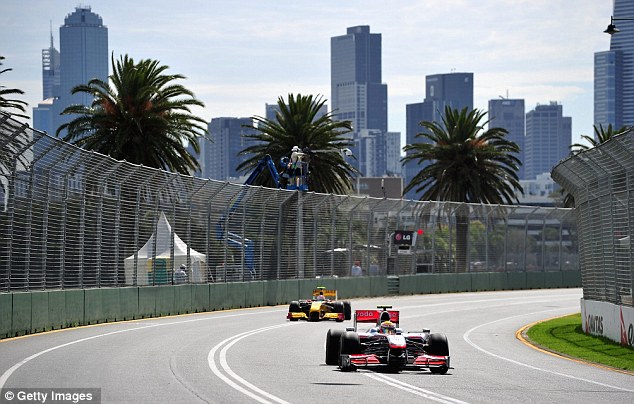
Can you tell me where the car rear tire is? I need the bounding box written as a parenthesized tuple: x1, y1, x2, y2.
(325, 329, 344, 365)
(288, 301, 300, 321)
(343, 301, 352, 320)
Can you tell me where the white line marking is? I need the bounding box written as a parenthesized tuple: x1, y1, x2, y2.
(463, 307, 634, 393)
(0, 309, 284, 390)
(208, 323, 294, 404)
(364, 373, 470, 403)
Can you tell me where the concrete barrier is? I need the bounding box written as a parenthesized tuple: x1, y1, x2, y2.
(0, 293, 12, 338)
(31, 291, 49, 333)
(0, 270, 582, 339)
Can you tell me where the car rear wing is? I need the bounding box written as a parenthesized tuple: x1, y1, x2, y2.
(353, 306, 399, 330)
(312, 287, 337, 300)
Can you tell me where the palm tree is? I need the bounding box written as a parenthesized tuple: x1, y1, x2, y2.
(237, 93, 359, 194)
(560, 124, 630, 207)
(401, 106, 523, 271)
(56, 54, 207, 175)
(0, 56, 29, 119)
(571, 124, 628, 154)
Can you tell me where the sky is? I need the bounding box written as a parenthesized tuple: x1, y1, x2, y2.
(0, 0, 616, 148)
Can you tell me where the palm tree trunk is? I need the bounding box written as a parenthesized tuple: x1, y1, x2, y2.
(455, 215, 469, 272)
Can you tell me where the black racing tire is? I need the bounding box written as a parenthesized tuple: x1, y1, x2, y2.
(325, 329, 344, 365)
(428, 333, 449, 374)
(339, 331, 361, 371)
(289, 301, 300, 312)
(343, 301, 352, 320)
(288, 301, 300, 321)
(427, 333, 449, 356)
(340, 331, 361, 355)
(332, 301, 344, 314)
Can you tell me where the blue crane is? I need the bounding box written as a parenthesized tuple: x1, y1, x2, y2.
(215, 152, 310, 280)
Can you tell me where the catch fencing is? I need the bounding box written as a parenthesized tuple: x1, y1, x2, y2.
(0, 112, 578, 292)
(552, 128, 634, 308)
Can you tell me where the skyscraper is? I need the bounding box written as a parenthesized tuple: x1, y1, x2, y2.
(330, 25, 397, 180)
(330, 25, 387, 134)
(488, 98, 525, 179)
(51, 6, 108, 136)
(524, 102, 571, 180)
(404, 72, 473, 199)
(203, 117, 257, 181)
(594, 0, 634, 131)
(33, 25, 61, 134)
(42, 24, 60, 100)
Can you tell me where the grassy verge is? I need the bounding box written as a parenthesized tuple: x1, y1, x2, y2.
(525, 313, 634, 372)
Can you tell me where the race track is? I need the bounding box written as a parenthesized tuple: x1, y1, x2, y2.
(1, 288, 632, 403)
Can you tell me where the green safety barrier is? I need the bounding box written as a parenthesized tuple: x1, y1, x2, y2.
(0, 270, 582, 340)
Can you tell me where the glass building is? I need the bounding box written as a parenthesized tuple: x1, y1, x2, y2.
(203, 117, 257, 181)
(51, 6, 108, 136)
(488, 99, 526, 180)
(41, 27, 60, 100)
(330, 25, 387, 134)
(524, 102, 571, 181)
(594, 0, 634, 131)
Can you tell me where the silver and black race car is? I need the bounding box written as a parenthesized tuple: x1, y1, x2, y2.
(325, 305, 450, 374)
(287, 287, 352, 322)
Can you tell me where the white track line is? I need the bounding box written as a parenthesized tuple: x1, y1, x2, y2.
(463, 307, 634, 393)
(364, 373, 470, 403)
(207, 323, 295, 404)
(0, 309, 284, 391)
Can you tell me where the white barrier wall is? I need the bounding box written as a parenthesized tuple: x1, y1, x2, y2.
(580, 298, 634, 347)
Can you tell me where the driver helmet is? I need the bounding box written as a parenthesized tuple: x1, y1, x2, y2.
(379, 321, 396, 335)
(292, 146, 301, 152)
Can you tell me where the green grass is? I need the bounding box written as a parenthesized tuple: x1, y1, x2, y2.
(526, 313, 634, 372)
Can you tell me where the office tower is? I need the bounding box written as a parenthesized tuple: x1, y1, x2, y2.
(330, 25, 387, 134)
(49, 6, 108, 136)
(384, 131, 401, 176)
(594, 0, 634, 131)
(203, 117, 257, 181)
(594, 50, 621, 130)
(524, 102, 571, 180)
(42, 24, 60, 100)
(331, 25, 392, 181)
(404, 72, 473, 199)
(33, 26, 61, 134)
(265, 102, 328, 124)
(488, 99, 525, 179)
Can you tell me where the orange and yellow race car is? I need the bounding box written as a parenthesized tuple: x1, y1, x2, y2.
(287, 287, 352, 322)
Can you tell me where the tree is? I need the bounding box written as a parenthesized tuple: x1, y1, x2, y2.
(571, 123, 628, 154)
(56, 54, 207, 175)
(560, 124, 630, 207)
(237, 93, 359, 194)
(0, 56, 29, 119)
(401, 106, 523, 271)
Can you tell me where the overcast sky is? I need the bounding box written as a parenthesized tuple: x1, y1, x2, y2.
(0, 0, 615, 147)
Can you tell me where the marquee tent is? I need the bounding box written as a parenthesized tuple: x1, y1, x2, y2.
(124, 212, 207, 285)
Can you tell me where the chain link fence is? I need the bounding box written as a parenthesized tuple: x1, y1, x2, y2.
(552, 128, 634, 308)
(0, 112, 578, 292)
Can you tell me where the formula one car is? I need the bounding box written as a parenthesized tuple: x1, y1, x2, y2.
(287, 287, 352, 322)
(325, 306, 450, 374)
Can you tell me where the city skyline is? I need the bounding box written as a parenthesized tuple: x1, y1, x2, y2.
(0, 1, 615, 147)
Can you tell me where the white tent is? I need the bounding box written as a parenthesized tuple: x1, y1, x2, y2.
(124, 212, 207, 285)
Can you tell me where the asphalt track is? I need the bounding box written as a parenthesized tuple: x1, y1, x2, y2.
(1, 288, 632, 403)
